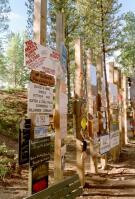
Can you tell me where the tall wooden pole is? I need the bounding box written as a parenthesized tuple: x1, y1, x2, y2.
(121, 74, 128, 146)
(74, 38, 85, 186)
(86, 49, 98, 173)
(54, 13, 65, 182)
(33, 0, 47, 45)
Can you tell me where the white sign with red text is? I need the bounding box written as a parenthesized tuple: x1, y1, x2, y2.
(25, 40, 60, 75)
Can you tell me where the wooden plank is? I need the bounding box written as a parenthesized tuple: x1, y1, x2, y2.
(25, 175, 82, 199)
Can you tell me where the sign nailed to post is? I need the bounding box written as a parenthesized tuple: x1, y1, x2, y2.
(28, 82, 53, 114)
(30, 70, 55, 87)
(25, 40, 60, 75)
(60, 43, 67, 73)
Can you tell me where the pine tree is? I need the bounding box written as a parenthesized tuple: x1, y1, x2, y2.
(0, 0, 11, 51)
(118, 12, 135, 76)
(5, 33, 29, 88)
(25, 0, 34, 39)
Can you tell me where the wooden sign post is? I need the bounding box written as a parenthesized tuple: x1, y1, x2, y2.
(86, 49, 98, 173)
(121, 74, 128, 146)
(54, 12, 67, 182)
(74, 38, 85, 186)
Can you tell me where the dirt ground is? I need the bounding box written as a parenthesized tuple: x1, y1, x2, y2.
(0, 135, 135, 199)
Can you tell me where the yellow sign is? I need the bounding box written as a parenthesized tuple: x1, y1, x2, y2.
(81, 117, 87, 130)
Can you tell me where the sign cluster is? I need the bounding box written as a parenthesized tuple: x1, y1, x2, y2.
(19, 40, 68, 195)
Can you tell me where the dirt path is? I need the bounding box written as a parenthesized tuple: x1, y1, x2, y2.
(83, 143, 135, 199)
(1, 135, 135, 199)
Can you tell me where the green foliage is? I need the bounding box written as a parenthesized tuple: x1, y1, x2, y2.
(0, 0, 11, 51)
(118, 12, 135, 75)
(0, 90, 27, 140)
(5, 33, 29, 88)
(78, 0, 122, 59)
(25, 0, 34, 39)
(0, 53, 7, 81)
(0, 143, 16, 181)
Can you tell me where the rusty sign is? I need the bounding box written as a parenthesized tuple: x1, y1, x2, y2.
(30, 70, 55, 87)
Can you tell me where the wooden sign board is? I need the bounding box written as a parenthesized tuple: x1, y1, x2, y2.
(100, 134, 110, 154)
(110, 131, 119, 148)
(19, 128, 30, 165)
(28, 82, 53, 114)
(25, 40, 60, 76)
(32, 162, 49, 194)
(30, 137, 50, 167)
(30, 70, 55, 87)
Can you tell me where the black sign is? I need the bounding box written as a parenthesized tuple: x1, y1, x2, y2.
(30, 137, 51, 167)
(32, 162, 48, 194)
(19, 128, 30, 165)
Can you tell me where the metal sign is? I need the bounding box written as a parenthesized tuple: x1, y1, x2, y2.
(30, 70, 55, 87)
(81, 117, 87, 130)
(28, 82, 53, 114)
(60, 43, 67, 73)
(34, 126, 48, 139)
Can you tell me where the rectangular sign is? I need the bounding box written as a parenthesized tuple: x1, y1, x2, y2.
(25, 40, 60, 75)
(59, 81, 67, 138)
(34, 126, 48, 139)
(30, 137, 50, 167)
(19, 128, 30, 165)
(32, 162, 48, 194)
(60, 43, 67, 73)
(100, 134, 110, 154)
(30, 70, 55, 87)
(34, 114, 49, 126)
(110, 131, 119, 148)
(28, 82, 53, 114)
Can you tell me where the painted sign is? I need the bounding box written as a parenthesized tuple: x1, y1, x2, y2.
(109, 83, 118, 105)
(34, 114, 49, 126)
(30, 137, 50, 167)
(81, 117, 87, 130)
(90, 64, 97, 96)
(100, 134, 110, 154)
(28, 82, 53, 114)
(34, 126, 48, 139)
(59, 81, 67, 139)
(30, 70, 55, 87)
(32, 162, 48, 194)
(25, 40, 60, 75)
(90, 64, 97, 86)
(110, 131, 119, 148)
(19, 128, 30, 165)
(60, 43, 67, 73)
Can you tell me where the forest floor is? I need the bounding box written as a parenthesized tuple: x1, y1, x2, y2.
(0, 134, 135, 199)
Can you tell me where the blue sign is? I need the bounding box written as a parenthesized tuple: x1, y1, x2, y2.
(60, 43, 67, 73)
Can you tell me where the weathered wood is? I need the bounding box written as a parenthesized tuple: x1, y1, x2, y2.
(74, 38, 85, 186)
(33, 0, 47, 45)
(25, 174, 83, 199)
(54, 12, 65, 182)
